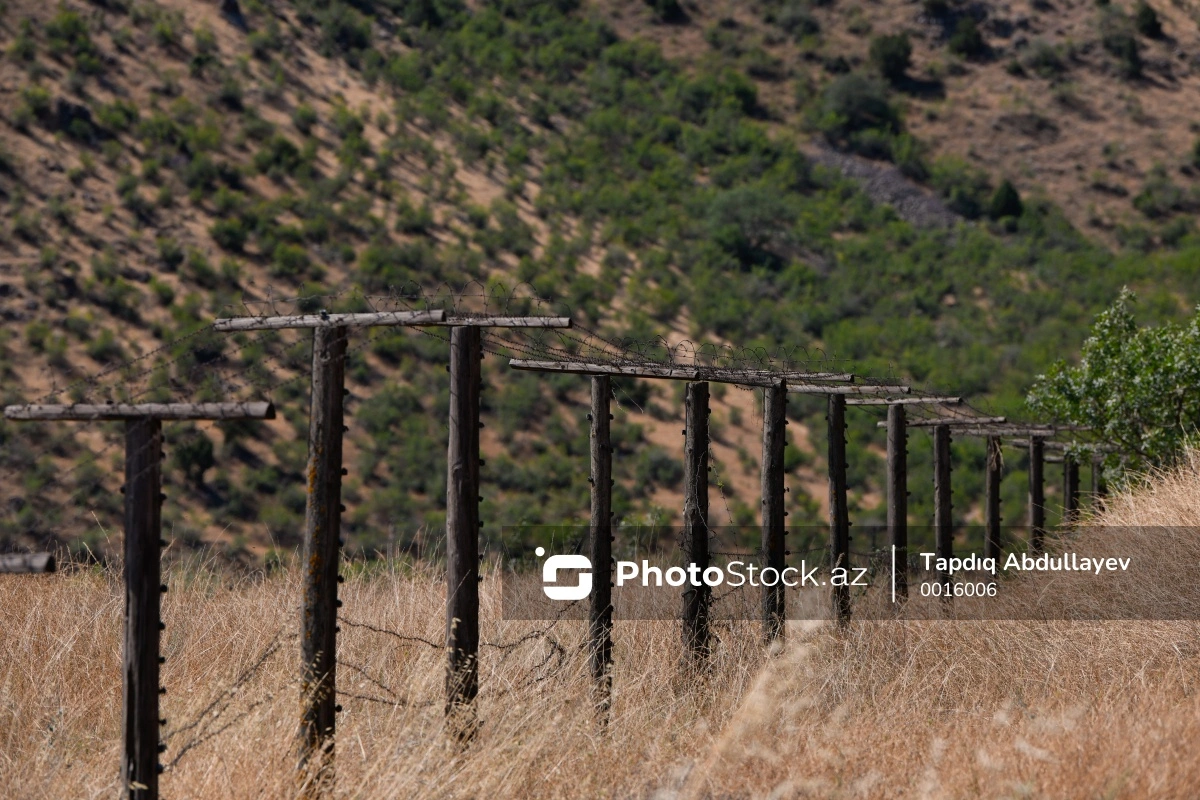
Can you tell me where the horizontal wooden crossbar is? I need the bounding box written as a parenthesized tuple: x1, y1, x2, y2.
(4, 401, 276, 421)
(443, 316, 572, 328)
(511, 360, 700, 379)
(509, 359, 854, 386)
(1008, 439, 1119, 452)
(0, 552, 55, 573)
(845, 396, 962, 406)
(790, 384, 910, 395)
(213, 310, 446, 330)
(213, 311, 573, 331)
(900, 415, 1007, 428)
(922, 424, 1090, 437)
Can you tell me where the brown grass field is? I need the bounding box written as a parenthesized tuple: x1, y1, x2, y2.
(6, 453, 1200, 798)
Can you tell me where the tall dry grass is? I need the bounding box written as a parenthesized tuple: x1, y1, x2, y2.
(5, 453, 1200, 798)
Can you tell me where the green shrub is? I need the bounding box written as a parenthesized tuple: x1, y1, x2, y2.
(210, 217, 248, 251)
(948, 17, 986, 58)
(172, 430, 215, 486)
(45, 8, 103, 74)
(930, 156, 991, 219)
(869, 33, 912, 84)
(1101, 13, 1142, 78)
(85, 328, 124, 363)
(9, 19, 38, 63)
(18, 84, 53, 122)
(157, 237, 184, 270)
(1132, 167, 1188, 218)
(1134, 1, 1162, 37)
(811, 72, 899, 143)
(253, 134, 303, 178)
(271, 243, 314, 278)
(988, 179, 1023, 220)
(184, 248, 220, 289)
(317, 3, 372, 62)
(1023, 40, 1067, 78)
(644, 0, 686, 22)
(96, 99, 140, 133)
(773, 1, 819, 38)
(292, 103, 318, 135)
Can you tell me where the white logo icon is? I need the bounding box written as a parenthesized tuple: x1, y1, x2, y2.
(537, 547, 592, 601)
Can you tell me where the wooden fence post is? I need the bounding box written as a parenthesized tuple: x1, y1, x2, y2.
(1029, 437, 1045, 554)
(886, 404, 907, 599)
(122, 417, 163, 800)
(933, 424, 952, 591)
(1092, 452, 1107, 504)
(761, 382, 787, 641)
(588, 375, 613, 713)
(299, 325, 348, 776)
(446, 326, 481, 725)
(984, 435, 1002, 569)
(4, 401, 273, 800)
(1063, 454, 1080, 524)
(682, 382, 710, 662)
(827, 394, 850, 626)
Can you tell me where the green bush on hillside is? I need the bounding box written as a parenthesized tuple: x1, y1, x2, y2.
(811, 72, 899, 145)
(869, 33, 912, 84)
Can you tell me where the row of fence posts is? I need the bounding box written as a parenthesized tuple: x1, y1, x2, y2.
(1, 313, 1113, 799)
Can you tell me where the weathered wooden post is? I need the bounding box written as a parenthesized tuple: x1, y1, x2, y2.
(124, 415, 164, 800)
(933, 424, 953, 591)
(299, 325, 347, 776)
(3, 402, 273, 800)
(1029, 437, 1045, 554)
(886, 404, 907, 599)
(1062, 453, 1080, 524)
(1092, 452, 1107, 504)
(681, 382, 710, 663)
(827, 394, 850, 626)
(446, 325, 482, 727)
(761, 381, 787, 641)
(984, 435, 1002, 568)
(588, 375, 613, 713)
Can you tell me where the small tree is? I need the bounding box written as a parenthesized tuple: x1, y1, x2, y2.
(1134, 1, 1162, 37)
(869, 33, 913, 84)
(948, 17, 986, 58)
(1028, 289, 1200, 466)
(988, 179, 1023, 220)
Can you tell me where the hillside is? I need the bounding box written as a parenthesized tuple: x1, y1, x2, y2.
(2, 0, 1200, 559)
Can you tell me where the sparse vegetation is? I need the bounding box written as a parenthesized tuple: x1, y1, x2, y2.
(869, 32, 912, 84)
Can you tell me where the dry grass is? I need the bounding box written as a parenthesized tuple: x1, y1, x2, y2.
(8, 454, 1200, 798)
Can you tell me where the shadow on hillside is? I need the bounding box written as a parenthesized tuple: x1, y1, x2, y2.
(896, 75, 946, 100)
